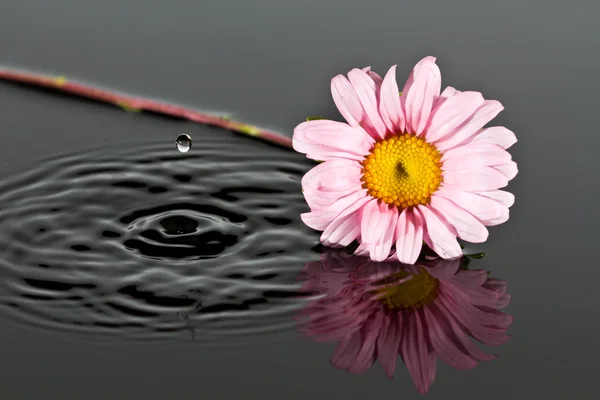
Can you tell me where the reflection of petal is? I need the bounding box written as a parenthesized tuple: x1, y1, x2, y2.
(297, 250, 513, 394)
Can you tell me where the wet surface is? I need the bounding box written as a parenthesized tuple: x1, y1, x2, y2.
(1, 0, 600, 399)
(0, 138, 317, 343)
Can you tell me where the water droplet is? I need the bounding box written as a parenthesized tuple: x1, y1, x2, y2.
(176, 134, 192, 153)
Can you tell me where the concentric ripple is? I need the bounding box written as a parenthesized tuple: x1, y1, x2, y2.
(0, 134, 320, 344)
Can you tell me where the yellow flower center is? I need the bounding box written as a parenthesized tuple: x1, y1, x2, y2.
(372, 267, 439, 310)
(361, 133, 443, 209)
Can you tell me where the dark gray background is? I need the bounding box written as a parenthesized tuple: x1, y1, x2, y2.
(1, 0, 599, 398)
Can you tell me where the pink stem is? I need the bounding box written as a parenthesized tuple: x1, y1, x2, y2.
(0, 66, 293, 149)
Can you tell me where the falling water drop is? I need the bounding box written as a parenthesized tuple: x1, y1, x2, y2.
(176, 134, 192, 153)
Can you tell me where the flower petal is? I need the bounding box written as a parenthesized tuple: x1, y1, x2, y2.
(362, 66, 383, 89)
(348, 315, 380, 373)
(377, 315, 401, 378)
(359, 200, 398, 261)
(479, 209, 510, 226)
(402, 310, 436, 394)
(438, 290, 511, 346)
(442, 167, 508, 191)
(321, 195, 371, 246)
(423, 306, 478, 369)
(429, 301, 497, 362)
(475, 190, 515, 208)
(347, 68, 387, 140)
(394, 208, 424, 264)
(331, 333, 363, 369)
(302, 159, 362, 192)
(301, 189, 368, 231)
(331, 74, 364, 127)
(401, 56, 441, 136)
(450, 270, 489, 289)
(426, 91, 485, 143)
(434, 188, 506, 221)
(303, 185, 362, 211)
(435, 100, 504, 152)
(301, 160, 364, 211)
(493, 161, 518, 180)
(379, 65, 405, 133)
(469, 126, 517, 149)
(442, 143, 512, 171)
(293, 120, 374, 161)
(432, 86, 459, 110)
(426, 258, 461, 280)
(417, 206, 462, 259)
(429, 195, 488, 243)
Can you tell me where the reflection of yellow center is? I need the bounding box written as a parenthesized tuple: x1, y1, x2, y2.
(373, 267, 439, 310)
(361, 134, 443, 209)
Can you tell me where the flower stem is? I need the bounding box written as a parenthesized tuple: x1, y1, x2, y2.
(0, 66, 293, 149)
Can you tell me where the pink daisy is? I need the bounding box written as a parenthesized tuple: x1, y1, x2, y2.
(293, 56, 518, 263)
(297, 251, 513, 394)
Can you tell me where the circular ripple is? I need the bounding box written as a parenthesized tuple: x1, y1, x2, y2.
(0, 134, 320, 344)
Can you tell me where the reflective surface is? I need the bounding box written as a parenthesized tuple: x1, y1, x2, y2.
(297, 251, 512, 394)
(1, 0, 599, 398)
(0, 139, 315, 343)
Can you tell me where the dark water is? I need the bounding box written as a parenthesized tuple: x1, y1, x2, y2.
(1, 0, 600, 399)
(0, 139, 316, 344)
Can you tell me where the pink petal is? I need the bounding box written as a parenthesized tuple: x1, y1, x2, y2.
(438, 290, 511, 346)
(432, 86, 459, 110)
(401, 56, 436, 92)
(429, 195, 489, 243)
(450, 270, 489, 289)
(302, 159, 362, 192)
(301, 189, 368, 231)
(331, 333, 363, 369)
(475, 190, 515, 208)
(469, 126, 517, 149)
(301, 160, 364, 210)
(379, 65, 405, 133)
(321, 196, 372, 246)
(359, 200, 398, 261)
(493, 161, 518, 180)
(434, 188, 506, 221)
(479, 209, 510, 226)
(426, 258, 461, 280)
(446, 282, 502, 308)
(442, 143, 512, 171)
(402, 311, 436, 394)
(417, 206, 462, 259)
(293, 120, 374, 161)
(466, 304, 513, 329)
(423, 306, 478, 369)
(496, 294, 512, 308)
(331, 74, 364, 127)
(426, 91, 485, 143)
(348, 315, 381, 373)
(483, 278, 508, 294)
(347, 68, 387, 140)
(303, 185, 359, 211)
(442, 167, 508, 191)
(362, 66, 383, 89)
(394, 208, 424, 264)
(401, 56, 441, 136)
(377, 314, 402, 378)
(429, 302, 497, 362)
(435, 100, 504, 152)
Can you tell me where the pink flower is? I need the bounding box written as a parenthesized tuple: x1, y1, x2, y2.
(297, 251, 513, 394)
(293, 57, 517, 263)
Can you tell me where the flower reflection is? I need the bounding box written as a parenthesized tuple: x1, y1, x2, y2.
(297, 251, 512, 393)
